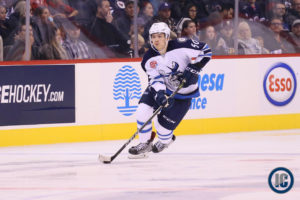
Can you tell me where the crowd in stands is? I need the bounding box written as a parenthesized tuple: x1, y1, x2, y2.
(0, 0, 300, 61)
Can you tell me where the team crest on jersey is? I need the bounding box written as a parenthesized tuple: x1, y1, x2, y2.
(167, 62, 181, 88)
(167, 61, 179, 72)
(177, 38, 187, 43)
(150, 60, 157, 69)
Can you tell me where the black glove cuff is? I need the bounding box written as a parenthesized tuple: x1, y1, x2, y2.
(185, 63, 200, 75)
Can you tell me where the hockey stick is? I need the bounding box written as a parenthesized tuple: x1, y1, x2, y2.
(98, 79, 186, 164)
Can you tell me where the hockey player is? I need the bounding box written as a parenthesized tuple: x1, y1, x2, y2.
(128, 22, 212, 156)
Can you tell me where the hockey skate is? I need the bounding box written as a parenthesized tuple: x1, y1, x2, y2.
(152, 135, 176, 153)
(128, 131, 156, 159)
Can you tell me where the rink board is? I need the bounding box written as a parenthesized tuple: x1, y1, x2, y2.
(1, 113, 300, 146)
(0, 55, 299, 146)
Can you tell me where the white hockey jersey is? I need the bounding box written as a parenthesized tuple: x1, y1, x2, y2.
(141, 38, 212, 99)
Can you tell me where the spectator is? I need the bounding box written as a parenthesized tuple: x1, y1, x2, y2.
(264, 17, 296, 53)
(202, 0, 224, 15)
(255, 35, 270, 54)
(176, 3, 201, 35)
(240, 0, 266, 22)
(68, 0, 97, 30)
(113, 0, 138, 44)
(185, 3, 198, 25)
(6, 0, 27, 45)
(32, 6, 54, 46)
(268, 2, 289, 31)
(145, 2, 177, 40)
(148, 0, 164, 16)
(129, 33, 146, 57)
(31, 0, 48, 14)
(3, 0, 16, 18)
(202, 25, 226, 55)
(219, 20, 235, 55)
(4, 24, 39, 60)
(46, 0, 78, 23)
(286, 0, 300, 28)
(237, 21, 263, 54)
(201, 2, 234, 29)
(89, 0, 130, 57)
(180, 19, 198, 41)
(39, 24, 69, 59)
(188, 0, 210, 19)
(0, 5, 10, 46)
(62, 21, 92, 59)
(176, 17, 191, 37)
(0, 4, 7, 21)
(288, 19, 300, 52)
(169, 0, 186, 23)
(138, 0, 154, 25)
(136, 17, 146, 36)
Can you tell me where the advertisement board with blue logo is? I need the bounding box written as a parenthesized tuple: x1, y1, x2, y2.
(113, 65, 142, 116)
(75, 57, 300, 125)
(0, 65, 75, 126)
(1, 56, 300, 146)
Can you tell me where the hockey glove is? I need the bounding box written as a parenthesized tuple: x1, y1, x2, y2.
(182, 63, 201, 86)
(154, 90, 173, 107)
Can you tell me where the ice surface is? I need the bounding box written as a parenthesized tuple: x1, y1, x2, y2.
(0, 130, 299, 200)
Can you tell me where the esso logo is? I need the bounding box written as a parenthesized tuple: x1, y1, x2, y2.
(263, 63, 297, 106)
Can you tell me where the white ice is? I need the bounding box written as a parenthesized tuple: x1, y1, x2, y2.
(0, 130, 299, 200)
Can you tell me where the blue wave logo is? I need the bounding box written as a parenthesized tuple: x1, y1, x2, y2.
(113, 65, 142, 116)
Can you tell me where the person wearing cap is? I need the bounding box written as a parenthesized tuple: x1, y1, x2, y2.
(288, 19, 300, 52)
(144, 2, 177, 42)
(113, 0, 139, 43)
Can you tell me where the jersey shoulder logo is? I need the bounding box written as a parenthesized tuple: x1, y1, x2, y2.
(177, 38, 187, 43)
(150, 60, 157, 69)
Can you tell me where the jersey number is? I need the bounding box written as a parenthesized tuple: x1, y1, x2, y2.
(191, 39, 199, 48)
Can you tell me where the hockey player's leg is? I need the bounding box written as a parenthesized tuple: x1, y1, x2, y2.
(152, 98, 191, 153)
(128, 103, 154, 156)
(152, 117, 176, 153)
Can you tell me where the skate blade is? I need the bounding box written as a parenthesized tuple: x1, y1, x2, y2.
(128, 153, 149, 159)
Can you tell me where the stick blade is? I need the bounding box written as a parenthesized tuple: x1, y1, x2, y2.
(128, 153, 149, 159)
(98, 154, 112, 164)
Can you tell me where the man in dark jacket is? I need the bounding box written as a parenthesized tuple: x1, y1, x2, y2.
(89, 0, 130, 57)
